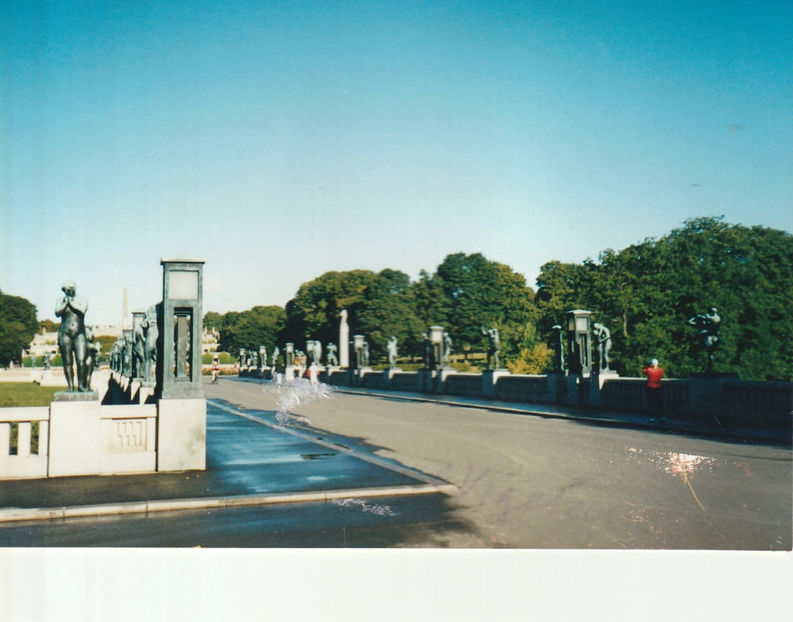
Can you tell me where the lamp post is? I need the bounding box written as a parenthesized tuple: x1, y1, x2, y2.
(428, 326, 444, 371)
(566, 309, 592, 376)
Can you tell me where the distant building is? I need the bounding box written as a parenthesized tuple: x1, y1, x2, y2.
(25, 324, 123, 358)
(202, 327, 219, 354)
(26, 329, 59, 358)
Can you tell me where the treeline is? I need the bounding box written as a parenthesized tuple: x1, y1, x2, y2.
(3, 217, 788, 379)
(0, 290, 39, 366)
(534, 217, 793, 380)
(206, 217, 793, 380)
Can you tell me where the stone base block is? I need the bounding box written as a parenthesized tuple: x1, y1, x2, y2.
(48, 399, 102, 477)
(157, 398, 206, 472)
(481, 369, 509, 397)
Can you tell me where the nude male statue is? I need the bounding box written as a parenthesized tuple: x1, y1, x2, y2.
(55, 280, 90, 391)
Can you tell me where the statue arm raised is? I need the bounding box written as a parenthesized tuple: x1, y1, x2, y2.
(54, 297, 69, 317)
(70, 295, 88, 314)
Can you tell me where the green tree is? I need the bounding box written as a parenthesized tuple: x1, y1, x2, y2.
(204, 311, 223, 331)
(216, 306, 285, 357)
(282, 270, 378, 348)
(357, 269, 424, 361)
(0, 290, 39, 366)
(533, 217, 793, 380)
(416, 253, 539, 364)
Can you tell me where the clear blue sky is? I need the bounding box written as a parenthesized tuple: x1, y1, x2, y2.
(2, 1, 791, 325)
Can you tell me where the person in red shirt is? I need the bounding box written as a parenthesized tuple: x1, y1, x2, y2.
(642, 358, 665, 422)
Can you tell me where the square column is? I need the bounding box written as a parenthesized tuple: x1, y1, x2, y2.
(159, 258, 205, 399)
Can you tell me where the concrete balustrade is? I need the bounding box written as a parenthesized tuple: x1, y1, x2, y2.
(0, 407, 49, 478)
(316, 367, 792, 435)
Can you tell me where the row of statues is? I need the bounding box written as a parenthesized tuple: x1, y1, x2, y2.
(53, 278, 724, 392)
(109, 304, 160, 383)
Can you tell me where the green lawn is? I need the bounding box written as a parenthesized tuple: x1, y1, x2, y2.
(0, 383, 60, 407)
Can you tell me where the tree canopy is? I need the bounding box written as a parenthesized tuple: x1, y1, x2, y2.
(200, 217, 791, 379)
(211, 306, 286, 359)
(535, 217, 793, 380)
(0, 290, 38, 366)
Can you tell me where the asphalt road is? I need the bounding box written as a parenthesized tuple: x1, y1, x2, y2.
(208, 377, 792, 550)
(2, 377, 789, 549)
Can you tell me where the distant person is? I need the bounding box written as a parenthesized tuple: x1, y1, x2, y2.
(642, 358, 665, 423)
(211, 357, 220, 384)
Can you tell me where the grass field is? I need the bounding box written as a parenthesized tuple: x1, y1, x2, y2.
(0, 383, 60, 407)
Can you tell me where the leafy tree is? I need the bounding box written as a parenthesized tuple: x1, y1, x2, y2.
(282, 270, 378, 348)
(357, 269, 424, 361)
(39, 319, 59, 332)
(0, 290, 38, 366)
(415, 253, 539, 363)
(204, 312, 223, 331)
(214, 306, 285, 357)
(533, 217, 793, 380)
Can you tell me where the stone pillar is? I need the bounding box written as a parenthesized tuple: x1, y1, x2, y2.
(546, 372, 564, 404)
(428, 326, 444, 371)
(339, 310, 349, 368)
(285, 342, 295, 380)
(157, 258, 206, 472)
(481, 369, 509, 398)
(352, 335, 364, 371)
(159, 258, 205, 399)
(566, 310, 592, 377)
(48, 393, 101, 477)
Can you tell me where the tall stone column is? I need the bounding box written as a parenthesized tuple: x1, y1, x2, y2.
(339, 309, 349, 368)
(157, 258, 206, 472)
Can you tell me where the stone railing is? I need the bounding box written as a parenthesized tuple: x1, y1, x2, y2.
(444, 373, 482, 397)
(495, 375, 549, 403)
(309, 367, 791, 436)
(721, 381, 793, 432)
(390, 372, 419, 392)
(359, 371, 384, 388)
(0, 407, 49, 479)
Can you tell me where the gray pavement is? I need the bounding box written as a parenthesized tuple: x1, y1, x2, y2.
(1, 376, 790, 548)
(212, 377, 792, 549)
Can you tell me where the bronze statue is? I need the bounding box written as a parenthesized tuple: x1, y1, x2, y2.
(442, 332, 453, 367)
(387, 336, 398, 368)
(142, 304, 159, 383)
(481, 326, 500, 369)
(422, 332, 431, 369)
(85, 327, 101, 387)
(326, 342, 338, 367)
(592, 322, 612, 372)
(688, 307, 722, 373)
(551, 324, 565, 372)
(55, 280, 90, 392)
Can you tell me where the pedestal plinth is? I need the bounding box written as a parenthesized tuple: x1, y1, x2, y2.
(48, 393, 101, 477)
(157, 398, 206, 472)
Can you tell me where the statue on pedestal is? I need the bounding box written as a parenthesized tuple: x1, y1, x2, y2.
(481, 326, 500, 369)
(442, 332, 453, 368)
(142, 304, 159, 383)
(326, 343, 338, 367)
(54, 280, 90, 392)
(592, 322, 612, 372)
(387, 336, 398, 368)
(688, 307, 722, 373)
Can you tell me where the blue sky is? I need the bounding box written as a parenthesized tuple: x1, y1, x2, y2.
(2, 1, 791, 325)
